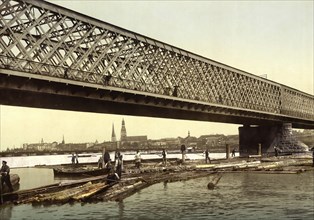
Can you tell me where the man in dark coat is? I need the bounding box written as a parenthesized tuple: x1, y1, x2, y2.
(0, 161, 13, 192)
(103, 151, 111, 168)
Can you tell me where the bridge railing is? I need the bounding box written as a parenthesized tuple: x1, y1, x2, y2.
(1, 54, 282, 115)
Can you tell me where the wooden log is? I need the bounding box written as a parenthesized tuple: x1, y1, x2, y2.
(207, 174, 222, 190)
(13, 175, 109, 204)
(195, 160, 261, 170)
(257, 161, 285, 170)
(217, 170, 304, 174)
(20, 181, 110, 204)
(233, 161, 261, 170)
(72, 182, 109, 201)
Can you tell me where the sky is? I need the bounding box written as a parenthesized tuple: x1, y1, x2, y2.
(0, 0, 313, 149)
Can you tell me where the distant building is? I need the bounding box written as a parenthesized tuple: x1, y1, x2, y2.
(24, 141, 58, 151)
(120, 118, 127, 141)
(181, 131, 198, 152)
(125, 135, 148, 143)
(119, 119, 148, 148)
(111, 123, 117, 142)
(62, 135, 65, 144)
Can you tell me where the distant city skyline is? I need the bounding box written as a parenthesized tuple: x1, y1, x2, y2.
(0, 1, 313, 149)
(0, 105, 240, 149)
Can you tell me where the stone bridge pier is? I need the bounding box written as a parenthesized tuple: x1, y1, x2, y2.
(238, 123, 308, 156)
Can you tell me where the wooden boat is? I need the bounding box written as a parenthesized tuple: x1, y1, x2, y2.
(0, 174, 20, 193)
(53, 167, 110, 177)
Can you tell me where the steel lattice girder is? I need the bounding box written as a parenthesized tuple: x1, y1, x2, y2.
(0, 0, 313, 123)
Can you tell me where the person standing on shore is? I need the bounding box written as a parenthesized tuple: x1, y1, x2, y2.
(0, 161, 13, 192)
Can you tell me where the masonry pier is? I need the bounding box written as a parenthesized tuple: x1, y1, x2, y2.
(239, 123, 308, 157)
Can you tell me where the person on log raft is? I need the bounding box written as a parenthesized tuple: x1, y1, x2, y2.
(71, 153, 75, 164)
(1, 161, 13, 192)
(106, 167, 120, 185)
(204, 148, 210, 164)
(162, 149, 167, 166)
(135, 150, 141, 169)
(104, 151, 111, 168)
(115, 154, 123, 179)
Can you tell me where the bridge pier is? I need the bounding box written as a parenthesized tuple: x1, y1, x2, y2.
(238, 123, 308, 157)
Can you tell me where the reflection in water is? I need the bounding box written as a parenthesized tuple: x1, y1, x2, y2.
(163, 181, 168, 190)
(0, 205, 13, 220)
(118, 201, 124, 219)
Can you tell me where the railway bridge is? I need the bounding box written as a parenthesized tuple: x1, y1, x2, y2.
(0, 0, 313, 155)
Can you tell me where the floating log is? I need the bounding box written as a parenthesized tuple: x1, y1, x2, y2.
(20, 181, 110, 204)
(207, 174, 222, 190)
(195, 161, 261, 170)
(217, 170, 304, 174)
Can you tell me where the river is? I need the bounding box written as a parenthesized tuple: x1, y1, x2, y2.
(0, 151, 235, 168)
(0, 167, 313, 220)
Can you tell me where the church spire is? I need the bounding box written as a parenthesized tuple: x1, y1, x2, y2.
(111, 123, 117, 142)
(120, 118, 127, 141)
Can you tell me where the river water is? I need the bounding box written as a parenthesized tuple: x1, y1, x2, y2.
(1, 167, 313, 220)
(0, 152, 234, 168)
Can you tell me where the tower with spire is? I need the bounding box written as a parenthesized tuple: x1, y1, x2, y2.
(111, 123, 117, 142)
(120, 118, 127, 141)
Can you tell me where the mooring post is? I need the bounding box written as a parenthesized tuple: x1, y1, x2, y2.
(258, 143, 262, 156)
(226, 144, 230, 159)
(102, 147, 106, 168)
(181, 144, 186, 164)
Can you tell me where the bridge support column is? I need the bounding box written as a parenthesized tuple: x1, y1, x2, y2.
(238, 123, 308, 157)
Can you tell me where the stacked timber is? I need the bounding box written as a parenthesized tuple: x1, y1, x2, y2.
(19, 182, 109, 204)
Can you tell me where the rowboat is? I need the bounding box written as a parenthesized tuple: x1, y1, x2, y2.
(53, 167, 110, 177)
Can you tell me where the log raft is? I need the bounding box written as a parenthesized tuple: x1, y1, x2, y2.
(1, 157, 313, 205)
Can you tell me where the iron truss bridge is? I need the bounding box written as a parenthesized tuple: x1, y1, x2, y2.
(0, 0, 313, 128)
